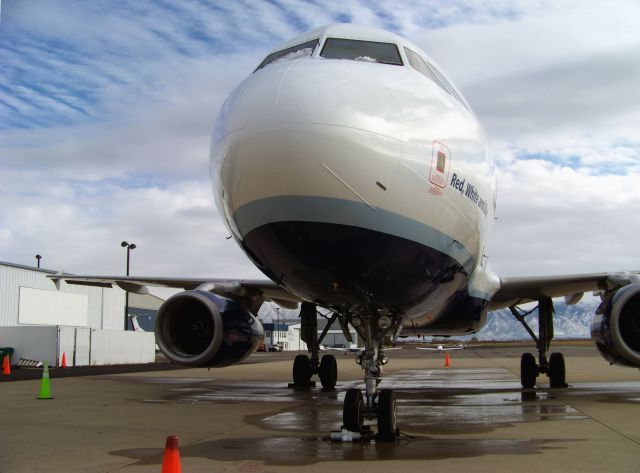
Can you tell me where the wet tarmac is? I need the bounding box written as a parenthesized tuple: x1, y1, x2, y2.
(1, 345, 639, 472)
(112, 362, 637, 469)
(111, 436, 560, 466)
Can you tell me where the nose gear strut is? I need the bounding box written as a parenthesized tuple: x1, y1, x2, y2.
(289, 302, 400, 440)
(342, 313, 399, 441)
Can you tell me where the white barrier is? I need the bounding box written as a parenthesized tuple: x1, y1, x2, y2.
(0, 326, 155, 366)
(89, 330, 155, 365)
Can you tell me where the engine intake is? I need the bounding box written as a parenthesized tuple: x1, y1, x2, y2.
(155, 290, 264, 367)
(592, 283, 640, 367)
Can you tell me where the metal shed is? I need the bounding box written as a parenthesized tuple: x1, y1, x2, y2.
(0, 260, 156, 366)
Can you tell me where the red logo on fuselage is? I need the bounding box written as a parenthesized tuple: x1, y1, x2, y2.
(429, 141, 451, 188)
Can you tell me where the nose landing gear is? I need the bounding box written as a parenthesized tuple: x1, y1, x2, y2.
(290, 303, 399, 441)
(340, 315, 399, 442)
(340, 348, 398, 441)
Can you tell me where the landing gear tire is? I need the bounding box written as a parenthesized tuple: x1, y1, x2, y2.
(343, 388, 364, 432)
(521, 353, 537, 389)
(549, 352, 566, 388)
(318, 354, 338, 390)
(293, 354, 312, 387)
(376, 389, 397, 441)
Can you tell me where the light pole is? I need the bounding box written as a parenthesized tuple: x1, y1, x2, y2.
(121, 241, 136, 330)
(275, 307, 280, 346)
(35, 254, 42, 269)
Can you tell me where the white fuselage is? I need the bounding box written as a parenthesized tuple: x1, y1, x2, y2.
(211, 24, 498, 332)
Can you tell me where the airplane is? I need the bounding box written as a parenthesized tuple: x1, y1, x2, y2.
(49, 23, 640, 441)
(416, 343, 465, 353)
(322, 343, 363, 354)
(323, 343, 402, 356)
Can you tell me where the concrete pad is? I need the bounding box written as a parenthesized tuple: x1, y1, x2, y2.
(1, 344, 639, 472)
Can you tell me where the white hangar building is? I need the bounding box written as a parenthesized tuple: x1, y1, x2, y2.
(0, 261, 159, 367)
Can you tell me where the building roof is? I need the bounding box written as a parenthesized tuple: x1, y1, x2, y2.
(0, 260, 58, 275)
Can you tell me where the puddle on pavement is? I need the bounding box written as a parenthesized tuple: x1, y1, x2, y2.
(128, 368, 588, 431)
(164, 381, 315, 404)
(108, 367, 640, 466)
(247, 369, 586, 436)
(577, 382, 640, 404)
(111, 436, 570, 466)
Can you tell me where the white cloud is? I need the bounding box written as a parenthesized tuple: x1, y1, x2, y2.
(415, 2, 640, 142)
(0, 174, 261, 278)
(488, 157, 640, 276)
(1, 0, 639, 290)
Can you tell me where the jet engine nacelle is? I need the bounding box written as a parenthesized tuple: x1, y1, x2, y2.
(155, 290, 264, 367)
(591, 283, 640, 368)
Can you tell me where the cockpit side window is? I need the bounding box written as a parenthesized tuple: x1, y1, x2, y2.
(404, 47, 468, 109)
(320, 38, 403, 66)
(404, 48, 445, 89)
(255, 39, 319, 72)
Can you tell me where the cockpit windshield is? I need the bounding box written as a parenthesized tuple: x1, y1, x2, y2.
(320, 38, 403, 66)
(255, 39, 319, 71)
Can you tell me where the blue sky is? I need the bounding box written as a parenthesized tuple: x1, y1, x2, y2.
(1, 0, 640, 283)
(0, 1, 527, 130)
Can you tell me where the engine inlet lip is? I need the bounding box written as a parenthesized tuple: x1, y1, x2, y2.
(155, 290, 224, 366)
(610, 285, 640, 365)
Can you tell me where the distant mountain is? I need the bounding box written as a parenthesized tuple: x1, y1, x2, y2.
(257, 303, 300, 323)
(472, 298, 599, 341)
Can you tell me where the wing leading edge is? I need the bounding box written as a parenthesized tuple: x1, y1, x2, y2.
(489, 271, 640, 310)
(47, 274, 302, 310)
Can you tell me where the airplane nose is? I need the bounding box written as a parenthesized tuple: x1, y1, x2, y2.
(214, 61, 404, 235)
(210, 59, 479, 312)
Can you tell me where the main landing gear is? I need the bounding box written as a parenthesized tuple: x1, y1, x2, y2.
(291, 302, 340, 390)
(511, 297, 568, 389)
(292, 352, 337, 389)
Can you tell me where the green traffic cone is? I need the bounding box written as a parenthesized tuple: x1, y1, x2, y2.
(37, 361, 53, 400)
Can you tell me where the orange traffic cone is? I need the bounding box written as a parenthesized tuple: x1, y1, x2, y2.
(2, 355, 10, 375)
(60, 352, 67, 369)
(445, 352, 451, 367)
(161, 435, 181, 473)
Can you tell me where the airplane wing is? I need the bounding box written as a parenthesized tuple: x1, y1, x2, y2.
(47, 273, 302, 310)
(489, 271, 640, 310)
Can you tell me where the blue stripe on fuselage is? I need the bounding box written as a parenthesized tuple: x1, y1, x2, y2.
(233, 195, 475, 274)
